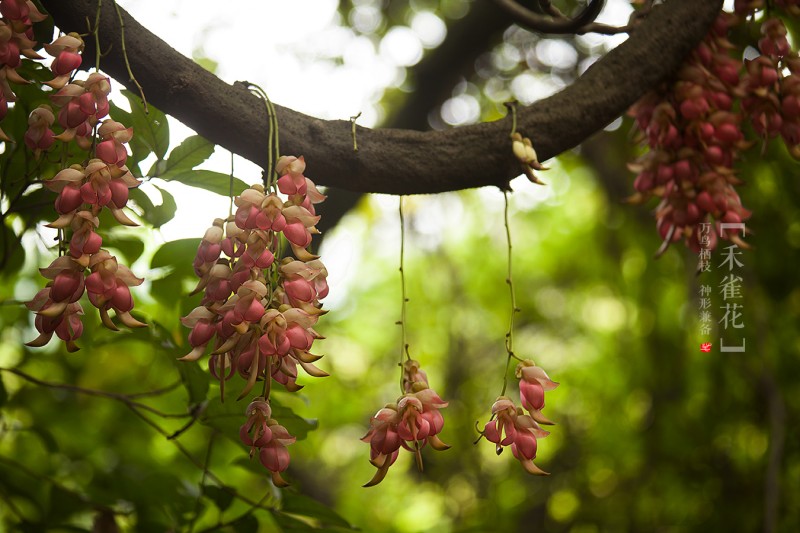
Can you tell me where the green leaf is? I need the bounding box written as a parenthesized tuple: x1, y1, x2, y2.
(203, 484, 234, 512)
(129, 187, 156, 216)
(119, 89, 170, 161)
(146, 185, 178, 228)
(107, 235, 145, 264)
(271, 401, 318, 441)
(46, 485, 87, 523)
(28, 426, 59, 454)
(150, 238, 201, 306)
(281, 493, 352, 529)
(161, 169, 251, 197)
(161, 135, 215, 175)
(151, 238, 201, 273)
(230, 513, 260, 533)
(0, 224, 25, 276)
(128, 184, 177, 228)
(0, 373, 7, 407)
(273, 511, 354, 532)
(174, 359, 209, 405)
(7, 185, 54, 228)
(272, 511, 318, 531)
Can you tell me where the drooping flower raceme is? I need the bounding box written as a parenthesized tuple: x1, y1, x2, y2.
(17, 19, 145, 352)
(362, 359, 450, 487)
(481, 359, 558, 475)
(239, 397, 296, 487)
(181, 156, 329, 485)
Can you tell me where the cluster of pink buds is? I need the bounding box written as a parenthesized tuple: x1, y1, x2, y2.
(736, 8, 800, 158)
(361, 359, 449, 487)
(239, 397, 296, 487)
(481, 360, 558, 475)
(48, 72, 111, 151)
(181, 156, 329, 484)
(13, 12, 146, 351)
(26, 159, 145, 351)
(0, 0, 47, 141)
(628, 13, 756, 254)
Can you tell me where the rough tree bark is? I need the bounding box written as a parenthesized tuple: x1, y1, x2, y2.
(41, 0, 722, 195)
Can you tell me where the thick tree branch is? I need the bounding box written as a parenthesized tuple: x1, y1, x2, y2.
(317, 1, 515, 234)
(491, 0, 610, 35)
(41, 0, 722, 195)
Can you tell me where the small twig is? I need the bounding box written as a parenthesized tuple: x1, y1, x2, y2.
(126, 380, 181, 398)
(168, 402, 206, 439)
(0, 368, 274, 514)
(114, 399, 276, 513)
(188, 432, 217, 533)
(0, 367, 192, 419)
(350, 112, 362, 152)
(504, 101, 518, 136)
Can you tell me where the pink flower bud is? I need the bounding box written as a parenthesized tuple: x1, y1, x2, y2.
(51, 51, 82, 76)
(51, 269, 85, 303)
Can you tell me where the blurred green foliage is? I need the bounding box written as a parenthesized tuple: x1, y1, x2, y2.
(2, 1, 800, 532)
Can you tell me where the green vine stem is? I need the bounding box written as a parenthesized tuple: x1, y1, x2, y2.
(244, 82, 280, 190)
(499, 190, 522, 396)
(93, 0, 102, 71)
(228, 150, 235, 217)
(112, 0, 148, 113)
(398, 196, 411, 393)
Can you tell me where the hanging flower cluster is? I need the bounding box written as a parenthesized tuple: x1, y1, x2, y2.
(181, 156, 328, 485)
(14, 11, 145, 352)
(628, 3, 800, 253)
(239, 397, 297, 487)
(362, 359, 450, 487)
(0, 0, 47, 141)
(481, 360, 558, 475)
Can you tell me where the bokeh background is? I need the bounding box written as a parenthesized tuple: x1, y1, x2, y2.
(1, 1, 799, 531)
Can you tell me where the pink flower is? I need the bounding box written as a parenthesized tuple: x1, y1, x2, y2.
(363, 363, 449, 486)
(25, 287, 85, 353)
(280, 259, 329, 309)
(24, 105, 55, 154)
(40, 256, 86, 304)
(96, 119, 133, 167)
(179, 306, 218, 362)
(85, 250, 145, 329)
(239, 398, 296, 486)
(281, 205, 320, 248)
(193, 221, 225, 276)
(233, 187, 286, 232)
(516, 360, 559, 423)
(483, 397, 550, 476)
(44, 34, 84, 86)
